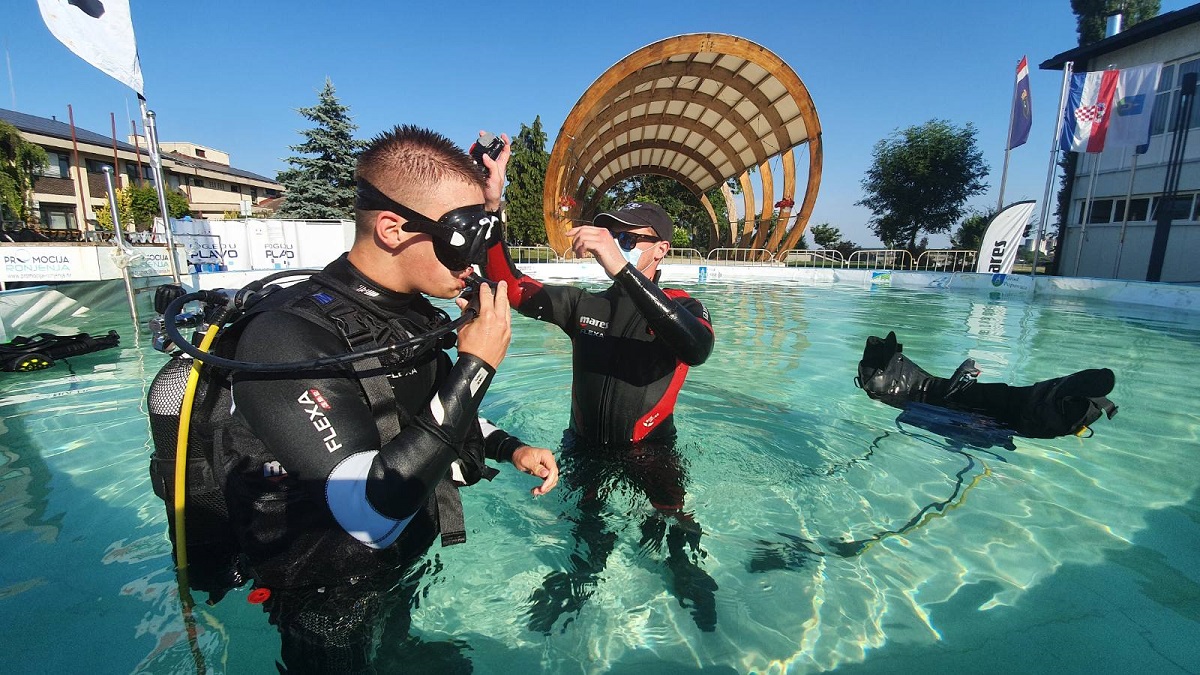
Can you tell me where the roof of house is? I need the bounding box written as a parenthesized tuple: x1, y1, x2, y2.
(0, 107, 139, 152)
(1, 107, 280, 186)
(1040, 3, 1200, 70)
(163, 151, 277, 184)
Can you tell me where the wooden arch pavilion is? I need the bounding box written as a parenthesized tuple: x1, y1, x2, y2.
(543, 33, 823, 256)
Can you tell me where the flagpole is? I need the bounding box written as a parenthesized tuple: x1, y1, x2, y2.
(1031, 62, 1074, 280)
(1074, 155, 1100, 276)
(998, 62, 1020, 211)
(139, 97, 182, 283)
(1112, 151, 1139, 277)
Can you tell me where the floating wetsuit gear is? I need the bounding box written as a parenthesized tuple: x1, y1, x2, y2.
(0, 330, 119, 372)
(856, 331, 1118, 438)
(484, 242, 713, 444)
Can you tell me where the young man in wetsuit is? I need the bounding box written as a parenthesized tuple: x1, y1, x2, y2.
(481, 138, 717, 633)
(223, 125, 559, 673)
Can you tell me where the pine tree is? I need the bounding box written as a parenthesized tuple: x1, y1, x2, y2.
(277, 79, 363, 220)
(504, 116, 550, 245)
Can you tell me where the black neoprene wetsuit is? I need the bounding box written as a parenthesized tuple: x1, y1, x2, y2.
(223, 255, 522, 590)
(484, 242, 714, 445)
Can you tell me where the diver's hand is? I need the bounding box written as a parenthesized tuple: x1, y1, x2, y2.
(455, 280, 511, 368)
(511, 445, 559, 496)
(566, 225, 627, 277)
(481, 131, 511, 212)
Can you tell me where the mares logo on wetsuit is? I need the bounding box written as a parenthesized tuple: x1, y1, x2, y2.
(297, 388, 342, 453)
(579, 315, 608, 337)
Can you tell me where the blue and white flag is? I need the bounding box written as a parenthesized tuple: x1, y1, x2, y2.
(1007, 56, 1032, 150)
(1059, 63, 1161, 154)
(38, 0, 144, 94)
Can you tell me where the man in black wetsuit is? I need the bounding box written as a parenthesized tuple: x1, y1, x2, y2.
(481, 140, 716, 633)
(223, 125, 559, 673)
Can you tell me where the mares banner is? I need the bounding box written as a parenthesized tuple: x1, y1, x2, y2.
(975, 201, 1036, 275)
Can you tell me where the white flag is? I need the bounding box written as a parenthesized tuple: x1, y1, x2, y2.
(38, 0, 144, 95)
(975, 201, 1036, 275)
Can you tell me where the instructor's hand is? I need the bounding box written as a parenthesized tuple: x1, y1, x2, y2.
(566, 225, 627, 277)
(511, 445, 559, 496)
(455, 280, 511, 368)
(480, 131, 511, 212)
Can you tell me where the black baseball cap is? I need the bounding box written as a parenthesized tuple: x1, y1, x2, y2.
(594, 202, 673, 242)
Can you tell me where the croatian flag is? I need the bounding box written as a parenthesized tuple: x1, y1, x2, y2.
(1007, 56, 1033, 150)
(37, 0, 144, 94)
(1059, 63, 1162, 154)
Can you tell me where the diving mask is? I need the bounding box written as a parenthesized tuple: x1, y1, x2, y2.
(356, 178, 501, 270)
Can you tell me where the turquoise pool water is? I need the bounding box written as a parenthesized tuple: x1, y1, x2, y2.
(1, 279, 1198, 673)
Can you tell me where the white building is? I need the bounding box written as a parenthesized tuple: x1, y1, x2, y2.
(1041, 4, 1200, 282)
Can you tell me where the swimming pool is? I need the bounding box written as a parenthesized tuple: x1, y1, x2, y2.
(1, 277, 1198, 673)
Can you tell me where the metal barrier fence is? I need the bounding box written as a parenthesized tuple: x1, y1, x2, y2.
(506, 245, 561, 264)
(846, 249, 916, 270)
(706, 248, 776, 265)
(914, 249, 977, 272)
(776, 248, 846, 268)
(498, 246, 986, 272)
(662, 248, 706, 264)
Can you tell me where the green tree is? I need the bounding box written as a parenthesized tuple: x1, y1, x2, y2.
(1071, 0, 1159, 45)
(857, 119, 989, 251)
(94, 185, 190, 230)
(950, 209, 995, 251)
(278, 79, 363, 220)
(809, 223, 843, 249)
(505, 116, 549, 245)
(808, 222, 857, 258)
(0, 120, 49, 225)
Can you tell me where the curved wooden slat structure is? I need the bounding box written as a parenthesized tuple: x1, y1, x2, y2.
(544, 33, 822, 256)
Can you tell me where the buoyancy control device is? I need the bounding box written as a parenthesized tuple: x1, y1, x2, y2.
(145, 269, 493, 602)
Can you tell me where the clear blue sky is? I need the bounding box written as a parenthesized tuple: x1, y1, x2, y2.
(3, 0, 1193, 246)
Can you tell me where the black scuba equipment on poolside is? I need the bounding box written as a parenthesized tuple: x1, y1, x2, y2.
(855, 331, 1118, 439)
(0, 330, 120, 372)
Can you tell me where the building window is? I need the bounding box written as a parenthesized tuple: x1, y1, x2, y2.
(1150, 193, 1195, 221)
(229, 183, 240, 193)
(1126, 197, 1150, 222)
(39, 153, 71, 178)
(195, 148, 206, 158)
(1086, 199, 1113, 224)
(193, 177, 205, 188)
(85, 158, 114, 175)
(40, 205, 78, 230)
(1150, 59, 1200, 136)
(124, 163, 155, 185)
(251, 187, 258, 202)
